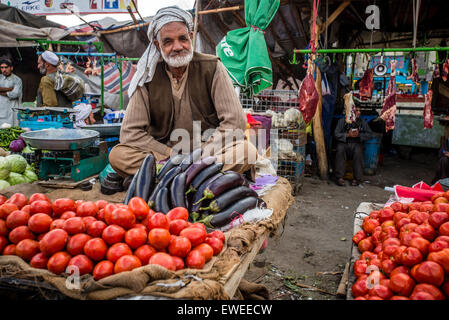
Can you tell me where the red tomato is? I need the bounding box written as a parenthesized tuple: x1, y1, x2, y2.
(380, 259, 396, 276)
(389, 202, 403, 212)
(30, 252, 49, 269)
(102, 224, 126, 245)
(50, 219, 65, 230)
(400, 247, 423, 267)
(368, 284, 392, 300)
(382, 237, 400, 249)
(114, 255, 142, 273)
(419, 203, 434, 213)
(0, 219, 7, 237)
(440, 222, 449, 236)
(428, 211, 449, 229)
(381, 220, 395, 231)
(9, 226, 35, 244)
(76, 201, 98, 217)
(185, 250, 206, 269)
(29, 193, 50, 204)
(63, 217, 86, 235)
(414, 223, 436, 242)
(352, 278, 369, 297)
(411, 283, 445, 300)
(15, 239, 40, 261)
(110, 207, 136, 230)
(412, 261, 444, 286)
(106, 243, 133, 263)
(148, 252, 175, 271)
(380, 226, 398, 242)
(433, 202, 449, 213)
(6, 210, 30, 229)
(22, 205, 31, 215)
(39, 229, 68, 256)
(193, 243, 214, 262)
(66, 233, 92, 256)
(190, 222, 207, 231)
(179, 227, 206, 247)
(204, 236, 224, 256)
(0, 235, 7, 253)
(27, 213, 52, 234)
(3, 244, 16, 255)
(393, 212, 408, 225)
(47, 251, 71, 275)
(410, 291, 435, 300)
(357, 238, 373, 253)
(396, 218, 411, 230)
(427, 248, 449, 273)
(442, 281, 449, 298)
(96, 209, 105, 222)
(133, 223, 147, 231)
(5, 193, 28, 209)
(134, 244, 157, 265)
(362, 217, 380, 235)
(68, 254, 93, 275)
(400, 231, 421, 246)
(166, 207, 189, 221)
(369, 210, 380, 219)
(435, 235, 449, 244)
(353, 259, 368, 278)
(29, 200, 52, 216)
(60, 211, 76, 220)
(408, 210, 429, 225)
(352, 230, 367, 245)
(169, 219, 189, 236)
(128, 197, 150, 220)
(93, 260, 114, 281)
(148, 228, 171, 250)
(428, 240, 449, 253)
(171, 256, 185, 270)
(389, 272, 415, 296)
(148, 212, 169, 230)
(83, 237, 108, 261)
(168, 236, 191, 258)
(390, 296, 410, 300)
(103, 203, 117, 225)
(51, 198, 76, 218)
(87, 221, 107, 238)
(0, 195, 6, 205)
(409, 237, 430, 256)
(207, 230, 225, 243)
(82, 216, 97, 228)
(94, 200, 109, 211)
(378, 208, 395, 223)
(124, 227, 147, 249)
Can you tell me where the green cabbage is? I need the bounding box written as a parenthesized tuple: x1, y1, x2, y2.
(0, 179, 10, 190)
(7, 172, 26, 186)
(0, 157, 11, 180)
(23, 169, 38, 183)
(6, 154, 28, 174)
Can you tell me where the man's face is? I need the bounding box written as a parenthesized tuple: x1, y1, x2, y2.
(0, 64, 12, 77)
(37, 56, 47, 75)
(155, 21, 193, 68)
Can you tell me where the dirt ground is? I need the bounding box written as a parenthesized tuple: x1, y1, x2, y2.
(243, 147, 439, 300)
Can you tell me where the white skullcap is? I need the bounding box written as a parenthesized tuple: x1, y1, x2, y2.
(41, 50, 59, 66)
(128, 6, 193, 98)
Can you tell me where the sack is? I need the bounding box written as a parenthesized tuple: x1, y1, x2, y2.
(54, 71, 85, 102)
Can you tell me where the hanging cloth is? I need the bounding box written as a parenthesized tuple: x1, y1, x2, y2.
(216, 0, 280, 97)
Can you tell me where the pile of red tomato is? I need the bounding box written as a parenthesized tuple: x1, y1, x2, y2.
(351, 192, 449, 300)
(0, 193, 225, 281)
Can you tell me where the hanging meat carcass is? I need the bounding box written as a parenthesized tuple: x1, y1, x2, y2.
(442, 59, 449, 82)
(344, 91, 357, 124)
(407, 58, 420, 84)
(298, 67, 319, 124)
(358, 68, 374, 99)
(433, 64, 440, 79)
(423, 89, 434, 129)
(380, 60, 397, 132)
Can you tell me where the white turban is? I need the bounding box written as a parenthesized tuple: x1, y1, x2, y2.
(128, 6, 193, 98)
(41, 50, 59, 66)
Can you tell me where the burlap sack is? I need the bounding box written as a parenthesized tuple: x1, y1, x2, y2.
(0, 177, 293, 300)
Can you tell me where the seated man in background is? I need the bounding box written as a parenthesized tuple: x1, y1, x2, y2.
(334, 107, 373, 186)
(432, 136, 449, 184)
(109, 6, 259, 182)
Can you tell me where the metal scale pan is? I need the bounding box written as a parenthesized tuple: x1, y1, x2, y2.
(20, 128, 100, 151)
(80, 123, 121, 137)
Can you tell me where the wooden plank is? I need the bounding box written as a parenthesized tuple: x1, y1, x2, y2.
(336, 262, 350, 296)
(320, 0, 351, 32)
(198, 22, 217, 48)
(223, 232, 267, 298)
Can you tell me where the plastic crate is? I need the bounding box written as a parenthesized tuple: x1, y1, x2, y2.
(19, 120, 73, 131)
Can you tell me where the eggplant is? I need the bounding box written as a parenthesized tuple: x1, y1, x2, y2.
(184, 156, 216, 187)
(148, 166, 182, 208)
(193, 171, 245, 205)
(200, 197, 262, 228)
(190, 172, 224, 220)
(154, 187, 170, 214)
(157, 153, 185, 181)
(134, 154, 156, 201)
(123, 169, 139, 205)
(199, 186, 258, 213)
(170, 171, 187, 208)
(186, 162, 224, 195)
(179, 148, 202, 171)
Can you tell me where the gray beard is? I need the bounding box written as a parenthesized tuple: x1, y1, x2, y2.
(39, 67, 47, 75)
(161, 48, 193, 68)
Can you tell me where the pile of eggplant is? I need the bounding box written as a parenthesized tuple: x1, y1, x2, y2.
(123, 149, 266, 229)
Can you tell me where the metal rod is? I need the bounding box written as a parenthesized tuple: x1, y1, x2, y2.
(119, 60, 123, 110)
(36, 51, 116, 57)
(294, 47, 449, 54)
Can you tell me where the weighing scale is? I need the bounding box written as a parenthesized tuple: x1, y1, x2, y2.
(21, 129, 109, 182)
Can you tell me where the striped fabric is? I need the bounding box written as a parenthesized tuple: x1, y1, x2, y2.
(103, 61, 137, 95)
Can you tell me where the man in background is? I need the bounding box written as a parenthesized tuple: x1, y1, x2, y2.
(0, 58, 22, 126)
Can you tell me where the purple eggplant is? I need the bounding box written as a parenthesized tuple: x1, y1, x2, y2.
(179, 148, 202, 171)
(184, 156, 216, 187)
(148, 166, 182, 208)
(199, 186, 258, 213)
(193, 171, 245, 205)
(170, 171, 187, 208)
(134, 154, 156, 202)
(157, 153, 185, 181)
(123, 170, 139, 205)
(190, 172, 223, 222)
(186, 162, 224, 195)
(154, 187, 170, 214)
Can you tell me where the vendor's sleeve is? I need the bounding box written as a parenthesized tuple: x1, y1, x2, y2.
(120, 85, 172, 158)
(39, 77, 58, 107)
(6, 78, 22, 100)
(204, 61, 246, 147)
(334, 118, 347, 143)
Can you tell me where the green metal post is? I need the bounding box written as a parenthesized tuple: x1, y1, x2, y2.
(101, 56, 105, 117)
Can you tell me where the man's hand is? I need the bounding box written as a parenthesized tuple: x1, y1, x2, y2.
(347, 129, 359, 138)
(0, 87, 13, 93)
(0, 92, 8, 97)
